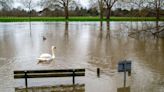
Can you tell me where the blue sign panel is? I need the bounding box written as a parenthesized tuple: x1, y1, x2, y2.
(118, 60, 131, 72)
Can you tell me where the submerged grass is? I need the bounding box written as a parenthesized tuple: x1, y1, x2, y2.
(0, 17, 163, 22)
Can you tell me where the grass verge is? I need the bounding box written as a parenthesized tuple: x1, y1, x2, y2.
(0, 17, 163, 22)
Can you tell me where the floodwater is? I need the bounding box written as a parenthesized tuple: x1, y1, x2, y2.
(0, 21, 164, 92)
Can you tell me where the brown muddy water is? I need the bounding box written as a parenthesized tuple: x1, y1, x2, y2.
(0, 22, 164, 92)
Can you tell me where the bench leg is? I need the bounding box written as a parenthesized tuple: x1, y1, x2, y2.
(25, 72, 28, 88)
(73, 70, 75, 85)
(25, 77, 28, 88)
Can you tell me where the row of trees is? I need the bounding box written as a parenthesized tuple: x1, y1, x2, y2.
(0, 0, 163, 20)
(1, 7, 163, 17)
(91, 0, 163, 20)
(38, 0, 121, 20)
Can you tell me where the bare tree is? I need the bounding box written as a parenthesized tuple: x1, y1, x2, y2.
(40, 0, 77, 19)
(142, 0, 163, 19)
(0, 0, 13, 10)
(103, 0, 118, 20)
(98, 0, 104, 20)
(153, 0, 163, 20)
(89, 0, 104, 20)
(18, 0, 37, 36)
(131, 0, 149, 17)
(20, 0, 37, 19)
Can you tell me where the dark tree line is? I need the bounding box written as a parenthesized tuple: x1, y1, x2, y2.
(0, 0, 163, 19)
(0, 6, 163, 17)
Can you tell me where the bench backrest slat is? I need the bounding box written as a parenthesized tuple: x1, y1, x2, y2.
(14, 69, 85, 79)
(14, 69, 85, 74)
(14, 72, 85, 78)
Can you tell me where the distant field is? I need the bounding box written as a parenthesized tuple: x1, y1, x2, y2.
(0, 17, 163, 22)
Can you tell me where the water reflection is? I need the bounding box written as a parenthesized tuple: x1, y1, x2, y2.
(64, 21, 69, 37)
(100, 21, 103, 31)
(98, 21, 103, 40)
(106, 21, 110, 39)
(15, 84, 85, 92)
(154, 20, 164, 38)
(156, 21, 159, 32)
(60, 22, 69, 59)
(29, 21, 32, 37)
(128, 21, 164, 38)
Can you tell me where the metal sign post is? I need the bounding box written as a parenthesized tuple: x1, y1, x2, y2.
(118, 60, 132, 87)
(124, 62, 126, 87)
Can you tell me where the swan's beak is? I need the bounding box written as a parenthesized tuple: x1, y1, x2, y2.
(51, 46, 56, 49)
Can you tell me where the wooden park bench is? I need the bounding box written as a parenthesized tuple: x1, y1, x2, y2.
(14, 69, 85, 88)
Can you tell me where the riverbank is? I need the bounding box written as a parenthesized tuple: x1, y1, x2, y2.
(0, 17, 163, 22)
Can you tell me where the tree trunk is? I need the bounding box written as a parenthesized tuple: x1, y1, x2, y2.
(156, 7, 160, 20)
(99, 0, 103, 20)
(65, 6, 69, 20)
(106, 8, 111, 20)
(100, 21, 103, 31)
(65, 21, 69, 36)
(106, 21, 110, 38)
(155, 0, 160, 20)
(100, 7, 103, 20)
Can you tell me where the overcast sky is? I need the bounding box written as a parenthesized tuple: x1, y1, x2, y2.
(13, 0, 163, 11)
(13, 0, 90, 11)
(79, 0, 90, 8)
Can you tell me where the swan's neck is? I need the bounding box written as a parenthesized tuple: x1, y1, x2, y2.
(52, 48, 55, 59)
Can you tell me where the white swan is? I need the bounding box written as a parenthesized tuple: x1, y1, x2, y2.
(37, 46, 56, 62)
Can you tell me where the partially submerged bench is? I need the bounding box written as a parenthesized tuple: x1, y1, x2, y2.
(14, 69, 85, 88)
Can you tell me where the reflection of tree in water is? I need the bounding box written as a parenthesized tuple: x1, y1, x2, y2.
(64, 21, 69, 47)
(98, 21, 103, 40)
(29, 21, 32, 37)
(88, 21, 120, 76)
(100, 21, 103, 31)
(128, 21, 164, 38)
(65, 21, 69, 38)
(98, 21, 111, 39)
(61, 21, 69, 57)
(98, 21, 111, 40)
(105, 21, 116, 70)
(106, 21, 110, 39)
(153, 21, 164, 37)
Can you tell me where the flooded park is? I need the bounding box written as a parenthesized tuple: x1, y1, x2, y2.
(0, 21, 164, 92)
